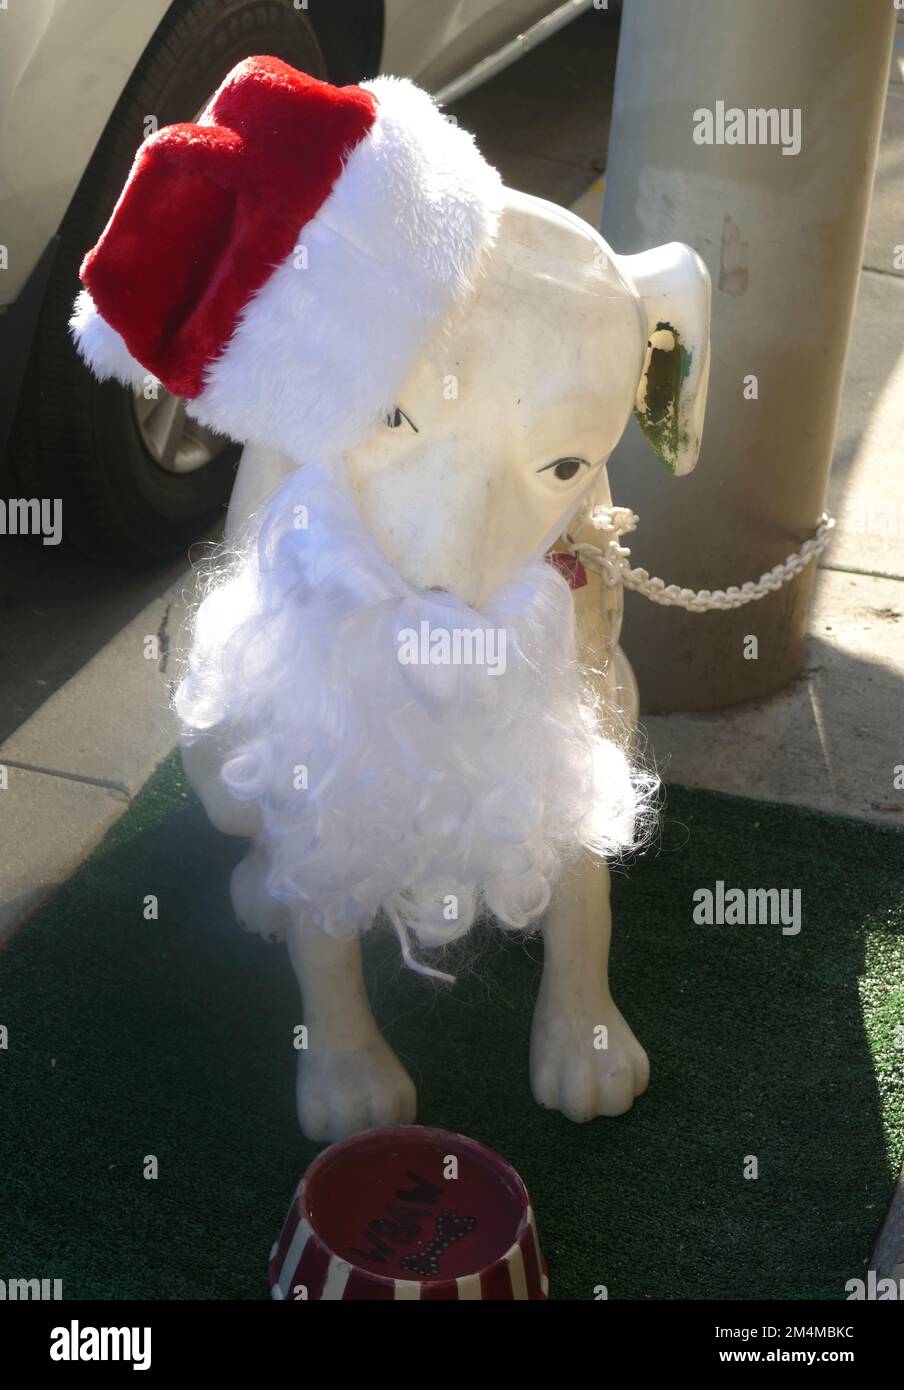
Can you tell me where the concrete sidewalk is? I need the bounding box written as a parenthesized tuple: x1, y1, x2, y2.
(0, 572, 195, 938)
(2, 10, 902, 940)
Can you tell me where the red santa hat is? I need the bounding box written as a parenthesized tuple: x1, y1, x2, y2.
(71, 56, 503, 459)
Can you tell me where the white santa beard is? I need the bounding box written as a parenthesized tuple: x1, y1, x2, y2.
(175, 462, 655, 955)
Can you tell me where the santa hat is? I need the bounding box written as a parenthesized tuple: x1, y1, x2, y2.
(71, 57, 503, 459)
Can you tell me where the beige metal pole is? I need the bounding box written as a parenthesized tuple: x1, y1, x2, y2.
(602, 0, 895, 711)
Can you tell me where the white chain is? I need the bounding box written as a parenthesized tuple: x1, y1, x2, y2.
(565, 506, 835, 612)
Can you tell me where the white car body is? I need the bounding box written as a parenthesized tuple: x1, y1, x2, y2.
(0, 0, 588, 305)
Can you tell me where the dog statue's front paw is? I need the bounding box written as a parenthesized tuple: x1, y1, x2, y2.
(529, 997, 649, 1122)
(296, 1035, 417, 1142)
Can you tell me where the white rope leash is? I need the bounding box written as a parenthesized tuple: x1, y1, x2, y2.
(566, 506, 835, 613)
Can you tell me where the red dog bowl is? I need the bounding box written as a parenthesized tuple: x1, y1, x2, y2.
(269, 1125, 547, 1300)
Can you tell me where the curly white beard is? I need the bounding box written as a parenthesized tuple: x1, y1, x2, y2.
(175, 463, 656, 959)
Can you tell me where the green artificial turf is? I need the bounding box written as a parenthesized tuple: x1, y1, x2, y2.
(1, 752, 902, 1300)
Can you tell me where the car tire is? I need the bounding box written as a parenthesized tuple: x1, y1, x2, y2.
(11, 0, 331, 563)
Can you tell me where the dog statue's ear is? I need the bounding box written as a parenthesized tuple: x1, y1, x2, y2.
(616, 242, 711, 476)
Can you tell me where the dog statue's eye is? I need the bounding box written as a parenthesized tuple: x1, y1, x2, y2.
(384, 407, 418, 432)
(538, 457, 587, 481)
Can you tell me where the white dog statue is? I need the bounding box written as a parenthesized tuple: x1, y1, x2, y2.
(72, 58, 710, 1142)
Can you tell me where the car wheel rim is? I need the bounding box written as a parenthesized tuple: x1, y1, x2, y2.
(128, 92, 230, 478)
(131, 386, 227, 475)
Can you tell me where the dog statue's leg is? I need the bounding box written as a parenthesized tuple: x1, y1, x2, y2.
(230, 835, 418, 1141)
(531, 485, 649, 1121)
(530, 854, 649, 1120)
(286, 913, 418, 1142)
(530, 659, 649, 1120)
(229, 834, 417, 1142)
